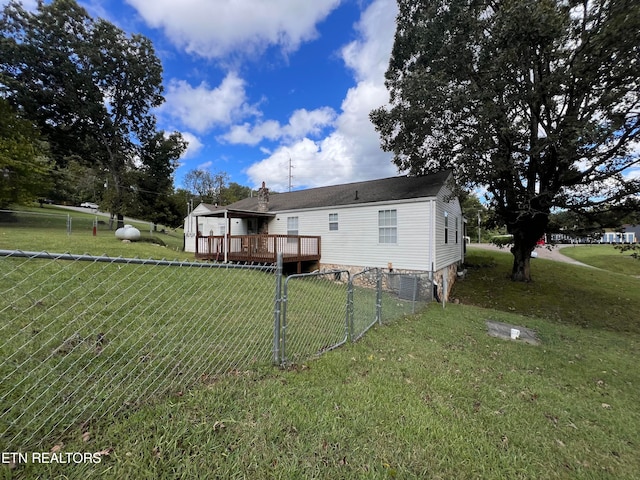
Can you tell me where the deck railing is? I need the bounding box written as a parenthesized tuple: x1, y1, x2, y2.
(195, 234, 321, 264)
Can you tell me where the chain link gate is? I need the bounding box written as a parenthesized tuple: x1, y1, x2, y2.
(277, 269, 350, 365)
(272, 253, 436, 366)
(350, 268, 381, 342)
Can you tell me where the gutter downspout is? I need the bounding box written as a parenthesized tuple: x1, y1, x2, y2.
(430, 199, 436, 274)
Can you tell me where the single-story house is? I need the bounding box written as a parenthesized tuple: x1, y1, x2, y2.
(600, 225, 638, 244)
(184, 170, 465, 299)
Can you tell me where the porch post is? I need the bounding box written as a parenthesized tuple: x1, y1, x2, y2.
(195, 215, 199, 256)
(224, 210, 228, 263)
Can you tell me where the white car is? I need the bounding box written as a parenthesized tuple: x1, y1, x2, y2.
(80, 202, 99, 209)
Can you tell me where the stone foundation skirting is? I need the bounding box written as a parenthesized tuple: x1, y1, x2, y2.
(319, 262, 460, 302)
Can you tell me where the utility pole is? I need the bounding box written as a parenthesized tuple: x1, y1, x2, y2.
(288, 156, 294, 192)
(477, 210, 481, 244)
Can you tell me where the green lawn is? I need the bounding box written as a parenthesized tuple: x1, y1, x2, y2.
(0, 204, 186, 258)
(1, 216, 639, 479)
(457, 246, 640, 333)
(9, 301, 639, 479)
(559, 244, 640, 276)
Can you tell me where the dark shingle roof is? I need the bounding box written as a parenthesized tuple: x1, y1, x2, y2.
(225, 170, 452, 213)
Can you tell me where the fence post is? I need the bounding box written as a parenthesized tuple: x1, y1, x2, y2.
(272, 252, 283, 365)
(376, 268, 382, 324)
(411, 273, 418, 314)
(442, 271, 447, 309)
(347, 273, 354, 341)
(66, 214, 71, 236)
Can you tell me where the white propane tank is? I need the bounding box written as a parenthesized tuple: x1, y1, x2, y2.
(115, 224, 141, 241)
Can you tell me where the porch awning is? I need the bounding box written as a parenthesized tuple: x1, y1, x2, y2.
(196, 208, 275, 219)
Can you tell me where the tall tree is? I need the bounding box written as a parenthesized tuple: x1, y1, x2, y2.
(371, 0, 640, 281)
(0, 99, 52, 208)
(132, 131, 187, 226)
(183, 169, 229, 205)
(222, 182, 253, 205)
(0, 0, 178, 228)
(459, 193, 488, 244)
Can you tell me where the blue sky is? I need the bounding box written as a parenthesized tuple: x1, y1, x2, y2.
(24, 0, 401, 193)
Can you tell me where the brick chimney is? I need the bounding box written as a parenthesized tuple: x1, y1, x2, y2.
(257, 181, 269, 213)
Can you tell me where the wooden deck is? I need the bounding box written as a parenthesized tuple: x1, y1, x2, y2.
(195, 234, 321, 271)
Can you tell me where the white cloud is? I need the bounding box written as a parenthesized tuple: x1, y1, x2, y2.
(197, 160, 214, 170)
(125, 0, 342, 59)
(221, 107, 337, 146)
(246, 137, 354, 191)
(161, 72, 257, 133)
(625, 166, 640, 182)
(340, 0, 395, 83)
(179, 132, 204, 159)
(0, 0, 37, 10)
(246, 0, 399, 190)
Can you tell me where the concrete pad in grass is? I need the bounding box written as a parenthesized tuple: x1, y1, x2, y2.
(486, 320, 540, 345)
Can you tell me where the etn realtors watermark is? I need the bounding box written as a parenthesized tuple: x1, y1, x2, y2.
(2, 451, 102, 465)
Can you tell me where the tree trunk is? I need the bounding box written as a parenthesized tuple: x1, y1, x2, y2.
(510, 241, 533, 282)
(509, 217, 547, 282)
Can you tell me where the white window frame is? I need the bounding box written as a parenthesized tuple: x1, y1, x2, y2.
(444, 212, 449, 244)
(329, 213, 338, 231)
(378, 209, 397, 244)
(287, 216, 299, 235)
(455, 216, 459, 244)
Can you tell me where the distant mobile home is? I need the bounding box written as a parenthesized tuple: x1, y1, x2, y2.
(184, 170, 464, 300)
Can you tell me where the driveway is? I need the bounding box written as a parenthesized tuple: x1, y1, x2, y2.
(53, 204, 147, 226)
(467, 243, 594, 268)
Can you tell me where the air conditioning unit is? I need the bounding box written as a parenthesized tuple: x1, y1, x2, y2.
(398, 275, 419, 301)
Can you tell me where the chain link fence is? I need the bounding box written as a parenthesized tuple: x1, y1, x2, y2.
(0, 250, 276, 452)
(380, 271, 434, 323)
(0, 208, 181, 241)
(1, 249, 435, 452)
(274, 267, 434, 364)
(278, 270, 351, 365)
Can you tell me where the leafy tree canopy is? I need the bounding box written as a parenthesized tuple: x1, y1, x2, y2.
(371, 0, 640, 281)
(183, 169, 230, 206)
(0, 0, 183, 227)
(0, 99, 52, 208)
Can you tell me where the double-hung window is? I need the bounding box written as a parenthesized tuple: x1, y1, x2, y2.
(329, 213, 338, 231)
(444, 212, 449, 244)
(287, 216, 299, 236)
(378, 209, 397, 244)
(455, 216, 459, 244)
(287, 217, 299, 244)
(329, 213, 338, 232)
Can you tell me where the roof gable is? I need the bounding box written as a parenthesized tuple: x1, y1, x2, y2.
(226, 170, 453, 213)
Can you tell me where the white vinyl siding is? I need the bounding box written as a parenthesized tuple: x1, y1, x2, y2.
(378, 209, 397, 244)
(264, 175, 462, 272)
(269, 202, 433, 271)
(434, 183, 463, 271)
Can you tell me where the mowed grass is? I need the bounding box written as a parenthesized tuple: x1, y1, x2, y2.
(0, 204, 186, 258)
(1, 256, 277, 455)
(456, 246, 640, 334)
(559, 244, 640, 276)
(2, 219, 639, 479)
(9, 302, 639, 479)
